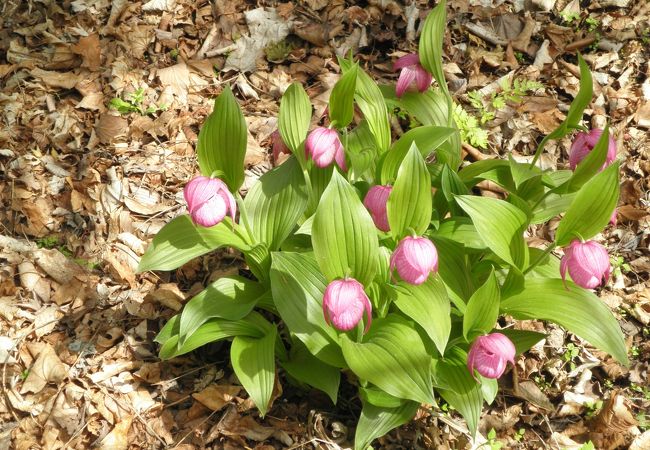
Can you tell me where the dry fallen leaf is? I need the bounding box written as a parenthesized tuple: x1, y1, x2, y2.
(98, 415, 133, 450)
(192, 384, 241, 411)
(20, 344, 68, 394)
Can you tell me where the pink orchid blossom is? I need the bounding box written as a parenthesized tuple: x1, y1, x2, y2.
(363, 185, 393, 232)
(305, 127, 347, 171)
(184, 176, 236, 227)
(323, 278, 372, 333)
(394, 53, 432, 97)
(467, 333, 516, 379)
(569, 128, 617, 171)
(560, 240, 611, 290)
(390, 236, 438, 285)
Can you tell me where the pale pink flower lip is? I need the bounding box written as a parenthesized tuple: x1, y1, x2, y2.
(183, 176, 236, 227)
(467, 333, 516, 379)
(560, 240, 611, 290)
(322, 278, 372, 333)
(305, 127, 347, 171)
(569, 128, 617, 171)
(363, 185, 393, 232)
(394, 53, 433, 97)
(390, 236, 438, 285)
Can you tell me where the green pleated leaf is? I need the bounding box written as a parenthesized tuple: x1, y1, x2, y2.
(434, 217, 486, 252)
(500, 278, 628, 365)
(329, 63, 358, 128)
(341, 315, 434, 404)
(497, 328, 547, 355)
(399, 89, 448, 126)
(312, 171, 379, 286)
(178, 276, 267, 346)
(440, 164, 469, 216)
(157, 312, 272, 360)
(429, 236, 473, 311)
(340, 59, 391, 153)
(347, 120, 378, 178)
(380, 125, 455, 184)
(531, 192, 576, 224)
(436, 347, 483, 437)
(244, 156, 309, 250)
(354, 399, 420, 450)
(137, 215, 248, 272)
(555, 162, 619, 247)
(418, 0, 448, 97)
(270, 252, 345, 367)
(509, 154, 542, 188)
(386, 142, 432, 238)
(231, 327, 277, 417)
(463, 269, 500, 341)
(480, 376, 498, 405)
(279, 82, 312, 166)
(455, 195, 529, 270)
(281, 340, 340, 404)
(392, 276, 451, 355)
(197, 85, 247, 191)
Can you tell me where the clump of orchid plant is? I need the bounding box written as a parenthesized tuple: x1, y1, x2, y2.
(137, 1, 627, 448)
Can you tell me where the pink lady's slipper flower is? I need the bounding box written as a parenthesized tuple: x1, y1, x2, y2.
(569, 128, 617, 171)
(467, 333, 516, 379)
(271, 130, 290, 163)
(305, 127, 347, 171)
(560, 240, 611, 290)
(394, 53, 433, 98)
(184, 176, 236, 227)
(390, 236, 438, 285)
(323, 278, 372, 333)
(363, 185, 393, 232)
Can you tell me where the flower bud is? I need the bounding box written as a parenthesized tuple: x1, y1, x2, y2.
(323, 278, 372, 333)
(560, 240, 611, 289)
(394, 53, 433, 98)
(363, 185, 392, 232)
(569, 129, 617, 171)
(183, 176, 236, 227)
(271, 129, 290, 163)
(390, 236, 438, 285)
(467, 333, 516, 379)
(305, 127, 346, 170)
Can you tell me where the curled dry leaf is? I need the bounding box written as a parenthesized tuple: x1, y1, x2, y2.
(20, 344, 68, 394)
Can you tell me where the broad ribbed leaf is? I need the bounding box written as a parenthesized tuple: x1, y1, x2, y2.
(178, 276, 267, 346)
(429, 236, 473, 311)
(463, 269, 500, 340)
(498, 329, 547, 355)
(231, 327, 277, 417)
(157, 312, 271, 360)
(555, 162, 619, 247)
(341, 316, 434, 404)
(279, 82, 311, 165)
(340, 59, 391, 153)
(329, 64, 358, 128)
(434, 217, 486, 251)
(531, 192, 576, 224)
(440, 164, 469, 216)
(354, 399, 420, 450)
(347, 120, 377, 178)
(281, 341, 340, 404)
(380, 125, 455, 183)
(419, 0, 448, 97)
(270, 252, 344, 367)
(138, 215, 248, 272)
(436, 347, 483, 437)
(312, 171, 379, 286)
(197, 85, 247, 190)
(386, 143, 432, 237)
(456, 195, 529, 270)
(501, 278, 628, 364)
(392, 276, 451, 355)
(244, 156, 308, 250)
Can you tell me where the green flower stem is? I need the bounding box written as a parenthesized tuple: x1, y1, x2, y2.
(523, 243, 557, 275)
(235, 192, 255, 244)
